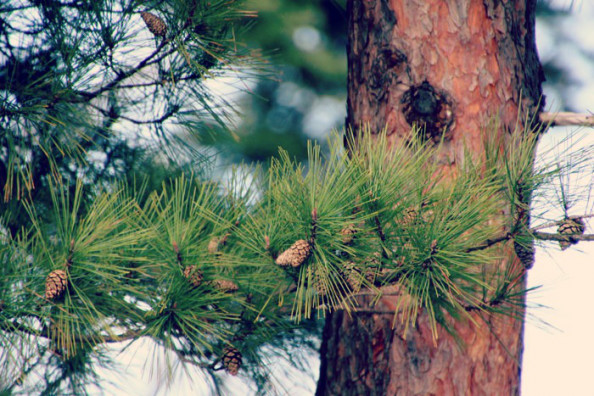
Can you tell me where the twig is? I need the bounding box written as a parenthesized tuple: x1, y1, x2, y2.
(533, 231, 594, 242)
(89, 103, 179, 125)
(531, 214, 594, 231)
(374, 215, 386, 242)
(540, 112, 594, 127)
(2, 319, 141, 344)
(75, 40, 173, 103)
(465, 233, 511, 252)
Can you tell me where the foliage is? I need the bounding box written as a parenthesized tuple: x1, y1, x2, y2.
(2, 126, 590, 394)
(0, 0, 261, 233)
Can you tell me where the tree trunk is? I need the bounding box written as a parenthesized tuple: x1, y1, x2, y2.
(317, 1, 544, 395)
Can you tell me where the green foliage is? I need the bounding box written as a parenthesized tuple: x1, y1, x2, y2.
(0, 0, 260, 234)
(3, 126, 579, 394)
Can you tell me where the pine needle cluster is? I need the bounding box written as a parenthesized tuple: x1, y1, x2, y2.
(1, 128, 592, 393)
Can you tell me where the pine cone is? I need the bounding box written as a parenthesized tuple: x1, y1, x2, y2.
(342, 261, 363, 291)
(399, 206, 418, 226)
(208, 237, 220, 254)
(275, 239, 311, 268)
(514, 240, 535, 269)
(222, 346, 242, 376)
(141, 12, 167, 37)
(340, 223, 357, 245)
(45, 269, 68, 300)
(212, 279, 238, 293)
(313, 267, 328, 296)
(183, 265, 204, 287)
(558, 218, 585, 250)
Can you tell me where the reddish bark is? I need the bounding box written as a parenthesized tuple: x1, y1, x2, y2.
(318, 1, 543, 395)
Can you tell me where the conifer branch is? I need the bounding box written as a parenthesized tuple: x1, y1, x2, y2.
(532, 231, 594, 242)
(531, 214, 594, 231)
(2, 319, 141, 344)
(465, 234, 512, 252)
(75, 40, 173, 103)
(374, 215, 386, 242)
(540, 112, 594, 127)
(89, 103, 180, 125)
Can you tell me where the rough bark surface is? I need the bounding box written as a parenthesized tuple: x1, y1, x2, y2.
(318, 1, 543, 395)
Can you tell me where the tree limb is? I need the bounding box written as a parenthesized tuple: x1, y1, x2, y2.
(533, 231, 594, 242)
(540, 112, 594, 127)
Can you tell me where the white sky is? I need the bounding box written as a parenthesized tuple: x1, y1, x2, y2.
(523, 1, 594, 395)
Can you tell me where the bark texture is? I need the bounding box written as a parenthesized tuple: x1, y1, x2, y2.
(318, 1, 543, 395)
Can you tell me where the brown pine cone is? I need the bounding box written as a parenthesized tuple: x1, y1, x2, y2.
(222, 346, 242, 376)
(183, 265, 204, 287)
(141, 12, 167, 37)
(514, 240, 535, 269)
(275, 239, 311, 268)
(342, 261, 363, 292)
(212, 279, 239, 293)
(208, 237, 220, 254)
(45, 270, 68, 300)
(340, 223, 357, 245)
(558, 218, 585, 250)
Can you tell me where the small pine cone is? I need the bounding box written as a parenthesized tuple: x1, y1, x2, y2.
(402, 207, 418, 225)
(340, 223, 357, 245)
(514, 240, 535, 269)
(558, 218, 585, 250)
(141, 12, 167, 37)
(222, 346, 242, 376)
(45, 270, 68, 300)
(208, 237, 220, 254)
(275, 240, 311, 268)
(342, 261, 363, 291)
(183, 265, 204, 287)
(313, 268, 328, 296)
(213, 279, 238, 293)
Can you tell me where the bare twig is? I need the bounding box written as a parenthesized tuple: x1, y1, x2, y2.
(533, 231, 594, 242)
(75, 40, 173, 103)
(89, 103, 179, 125)
(540, 112, 594, 127)
(531, 214, 594, 231)
(465, 233, 511, 252)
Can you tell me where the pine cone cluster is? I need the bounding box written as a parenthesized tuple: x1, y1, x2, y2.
(183, 265, 204, 287)
(45, 269, 68, 300)
(141, 12, 167, 37)
(212, 279, 238, 293)
(558, 218, 585, 250)
(275, 239, 311, 268)
(222, 346, 242, 376)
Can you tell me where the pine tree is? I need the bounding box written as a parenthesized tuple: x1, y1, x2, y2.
(1, 1, 594, 395)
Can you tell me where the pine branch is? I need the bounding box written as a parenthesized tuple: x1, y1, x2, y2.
(532, 214, 594, 231)
(89, 103, 179, 125)
(74, 40, 173, 103)
(540, 112, 594, 127)
(465, 233, 512, 252)
(533, 231, 594, 242)
(2, 318, 141, 344)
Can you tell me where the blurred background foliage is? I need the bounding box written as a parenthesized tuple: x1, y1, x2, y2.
(202, 0, 348, 163)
